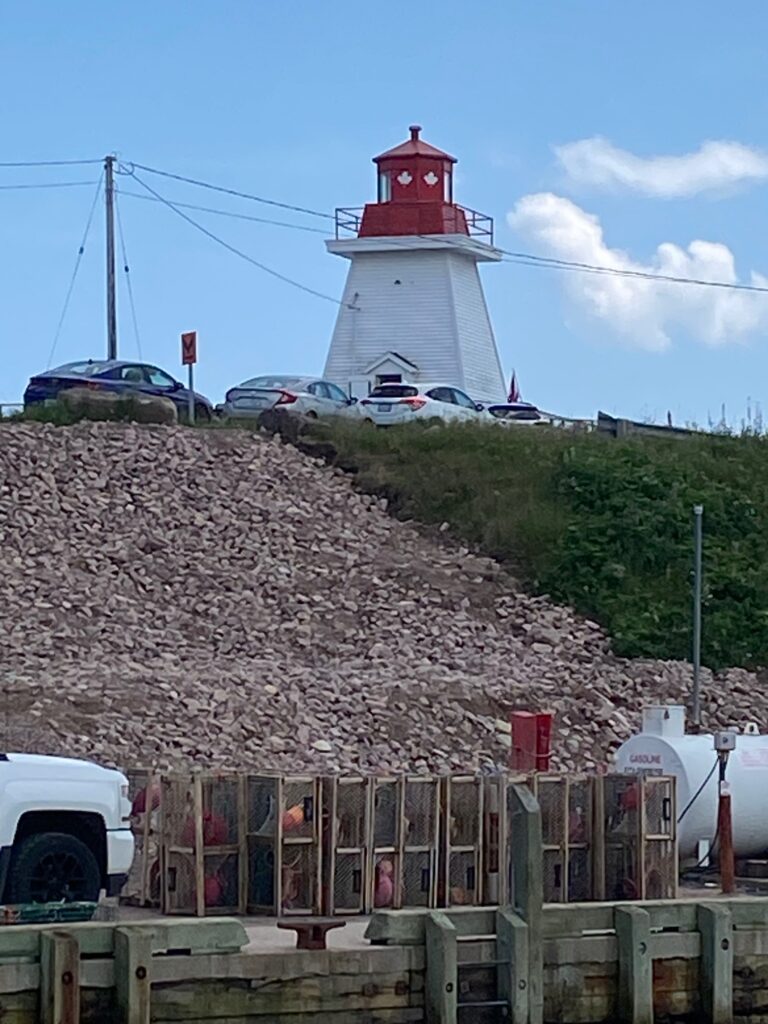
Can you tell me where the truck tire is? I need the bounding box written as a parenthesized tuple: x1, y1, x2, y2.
(6, 833, 101, 904)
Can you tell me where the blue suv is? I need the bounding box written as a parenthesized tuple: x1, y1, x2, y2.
(24, 360, 214, 420)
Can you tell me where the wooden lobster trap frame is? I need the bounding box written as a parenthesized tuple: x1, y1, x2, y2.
(640, 774, 678, 900)
(527, 774, 594, 903)
(594, 773, 678, 901)
(325, 776, 372, 915)
(440, 775, 484, 907)
(369, 777, 401, 912)
(159, 773, 247, 917)
(124, 769, 161, 908)
(245, 774, 322, 916)
(480, 775, 509, 906)
(401, 777, 440, 908)
(366, 776, 441, 912)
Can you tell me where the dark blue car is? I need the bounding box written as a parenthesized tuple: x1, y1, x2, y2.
(24, 360, 214, 420)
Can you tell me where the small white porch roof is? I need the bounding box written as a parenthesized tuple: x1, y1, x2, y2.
(363, 351, 419, 375)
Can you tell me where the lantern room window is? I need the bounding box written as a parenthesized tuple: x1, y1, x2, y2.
(378, 171, 391, 202)
(443, 168, 453, 203)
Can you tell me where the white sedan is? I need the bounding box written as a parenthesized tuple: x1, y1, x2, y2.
(222, 375, 356, 419)
(356, 382, 487, 426)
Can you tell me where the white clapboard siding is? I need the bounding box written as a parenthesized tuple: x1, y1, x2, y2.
(324, 240, 506, 403)
(448, 256, 507, 402)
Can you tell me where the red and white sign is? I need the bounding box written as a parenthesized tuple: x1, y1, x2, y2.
(181, 331, 197, 366)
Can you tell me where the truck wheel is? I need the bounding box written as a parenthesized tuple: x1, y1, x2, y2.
(6, 833, 101, 904)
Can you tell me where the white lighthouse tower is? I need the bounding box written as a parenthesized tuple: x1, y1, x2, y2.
(324, 125, 507, 403)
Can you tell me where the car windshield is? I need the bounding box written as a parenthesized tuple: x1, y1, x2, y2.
(239, 375, 303, 390)
(369, 384, 419, 398)
(55, 361, 112, 377)
(489, 406, 541, 420)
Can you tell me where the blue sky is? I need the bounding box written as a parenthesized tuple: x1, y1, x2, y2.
(3, 0, 768, 425)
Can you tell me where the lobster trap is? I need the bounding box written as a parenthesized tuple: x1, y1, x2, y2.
(527, 774, 594, 903)
(366, 776, 441, 911)
(640, 775, 677, 900)
(402, 778, 440, 908)
(597, 773, 677, 901)
(159, 773, 246, 916)
(245, 775, 322, 916)
(326, 776, 372, 915)
(480, 775, 508, 906)
(441, 776, 484, 907)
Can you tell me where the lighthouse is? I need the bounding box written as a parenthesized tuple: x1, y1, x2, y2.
(324, 125, 507, 403)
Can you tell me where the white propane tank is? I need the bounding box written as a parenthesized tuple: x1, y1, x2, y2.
(614, 705, 768, 859)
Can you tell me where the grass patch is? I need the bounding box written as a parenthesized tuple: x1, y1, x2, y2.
(308, 420, 768, 670)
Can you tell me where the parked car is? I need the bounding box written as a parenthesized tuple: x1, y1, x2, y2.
(24, 360, 214, 420)
(485, 401, 549, 426)
(357, 382, 486, 426)
(221, 375, 356, 419)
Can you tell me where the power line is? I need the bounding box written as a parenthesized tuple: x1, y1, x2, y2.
(326, 219, 768, 297)
(46, 175, 104, 369)
(114, 192, 143, 361)
(127, 170, 348, 307)
(498, 249, 768, 296)
(122, 161, 335, 220)
(116, 187, 327, 233)
(0, 180, 101, 191)
(386, 231, 768, 296)
(0, 158, 102, 167)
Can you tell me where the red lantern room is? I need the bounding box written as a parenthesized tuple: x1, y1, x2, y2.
(357, 125, 471, 238)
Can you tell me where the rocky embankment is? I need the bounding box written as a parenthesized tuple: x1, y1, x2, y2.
(0, 421, 757, 774)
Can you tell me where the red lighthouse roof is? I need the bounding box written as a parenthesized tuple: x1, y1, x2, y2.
(334, 124, 493, 243)
(373, 125, 457, 164)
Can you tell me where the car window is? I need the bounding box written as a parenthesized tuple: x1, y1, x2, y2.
(425, 387, 455, 404)
(145, 367, 177, 387)
(489, 405, 541, 420)
(451, 388, 477, 409)
(307, 381, 327, 397)
(57, 361, 112, 377)
(325, 382, 349, 402)
(370, 384, 419, 398)
(116, 365, 148, 384)
(241, 375, 302, 389)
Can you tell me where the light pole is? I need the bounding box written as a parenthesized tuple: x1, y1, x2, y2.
(691, 504, 704, 730)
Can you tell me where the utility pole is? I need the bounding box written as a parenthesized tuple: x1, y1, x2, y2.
(105, 154, 117, 360)
(691, 504, 704, 731)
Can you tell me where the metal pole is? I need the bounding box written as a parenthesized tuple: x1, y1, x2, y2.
(105, 155, 118, 360)
(187, 363, 195, 425)
(691, 504, 704, 730)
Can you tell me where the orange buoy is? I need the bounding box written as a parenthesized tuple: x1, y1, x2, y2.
(282, 804, 305, 832)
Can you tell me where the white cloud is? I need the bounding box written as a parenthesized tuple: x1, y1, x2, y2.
(555, 137, 768, 197)
(508, 193, 768, 350)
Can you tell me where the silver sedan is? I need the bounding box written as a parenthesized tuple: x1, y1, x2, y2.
(222, 375, 356, 419)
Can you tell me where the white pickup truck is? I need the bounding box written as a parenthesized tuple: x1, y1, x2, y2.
(0, 753, 134, 904)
